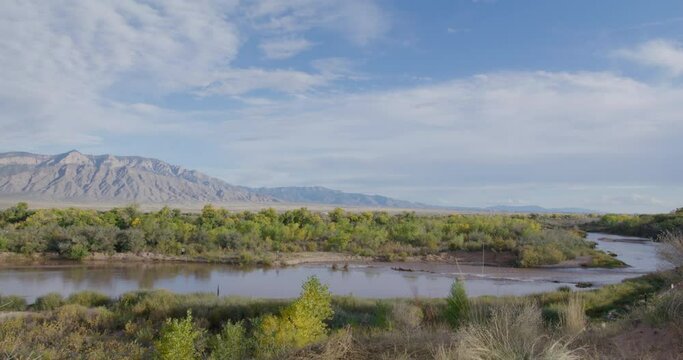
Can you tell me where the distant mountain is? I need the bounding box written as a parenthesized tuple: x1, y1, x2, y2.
(480, 205, 597, 214)
(251, 186, 428, 208)
(0, 151, 272, 203)
(0, 151, 598, 213)
(0, 151, 422, 208)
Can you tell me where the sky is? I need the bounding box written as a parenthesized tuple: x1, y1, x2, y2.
(1, 0, 683, 213)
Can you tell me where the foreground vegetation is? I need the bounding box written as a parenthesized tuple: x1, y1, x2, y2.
(1, 267, 681, 359)
(0, 203, 621, 267)
(1, 212, 682, 359)
(585, 208, 683, 238)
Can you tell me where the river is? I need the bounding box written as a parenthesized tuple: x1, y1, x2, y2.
(0, 233, 674, 303)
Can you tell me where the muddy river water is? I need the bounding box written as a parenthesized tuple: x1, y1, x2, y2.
(0, 233, 674, 303)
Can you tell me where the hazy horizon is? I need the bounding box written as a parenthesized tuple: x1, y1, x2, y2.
(2, 1, 682, 213)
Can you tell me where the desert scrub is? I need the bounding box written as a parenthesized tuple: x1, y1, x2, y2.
(155, 310, 205, 360)
(560, 294, 586, 336)
(254, 276, 333, 358)
(209, 320, 248, 360)
(0, 203, 618, 268)
(456, 301, 583, 360)
(644, 288, 683, 326)
(0, 305, 143, 359)
(0, 295, 27, 311)
(445, 278, 469, 328)
(389, 301, 424, 331)
(33, 292, 64, 311)
(585, 251, 625, 268)
(66, 290, 111, 307)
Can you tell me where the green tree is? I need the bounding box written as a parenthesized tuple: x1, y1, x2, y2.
(255, 276, 334, 357)
(2, 202, 32, 224)
(210, 320, 248, 360)
(155, 310, 204, 360)
(445, 278, 469, 328)
(285, 275, 333, 345)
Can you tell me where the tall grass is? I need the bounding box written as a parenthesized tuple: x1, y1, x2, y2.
(456, 301, 582, 360)
(560, 294, 586, 336)
(658, 230, 683, 267)
(645, 288, 683, 327)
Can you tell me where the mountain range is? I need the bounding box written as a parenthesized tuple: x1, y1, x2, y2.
(0, 150, 426, 208)
(0, 150, 596, 213)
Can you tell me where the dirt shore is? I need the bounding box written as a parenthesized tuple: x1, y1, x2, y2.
(0, 249, 592, 270)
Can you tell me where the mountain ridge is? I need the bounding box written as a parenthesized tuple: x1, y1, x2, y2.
(0, 151, 598, 213)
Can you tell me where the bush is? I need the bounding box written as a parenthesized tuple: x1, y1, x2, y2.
(645, 289, 683, 326)
(390, 302, 423, 331)
(254, 276, 333, 357)
(155, 310, 205, 360)
(560, 294, 586, 336)
(457, 302, 582, 360)
(445, 279, 469, 328)
(209, 320, 248, 360)
(34, 293, 64, 311)
(66, 291, 111, 307)
(0, 295, 27, 311)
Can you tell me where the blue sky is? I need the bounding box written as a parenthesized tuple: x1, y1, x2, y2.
(1, 0, 683, 213)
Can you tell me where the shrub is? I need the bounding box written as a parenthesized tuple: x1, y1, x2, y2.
(34, 293, 64, 311)
(66, 291, 111, 307)
(372, 301, 392, 329)
(155, 310, 205, 360)
(287, 276, 333, 343)
(390, 302, 423, 331)
(0, 295, 27, 311)
(445, 279, 469, 328)
(254, 276, 333, 357)
(209, 320, 248, 360)
(457, 302, 582, 360)
(658, 230, 683, 266)
(65, 242, 90, 260)
(645, 289, 683, 326)
(560, 294, 586, 336)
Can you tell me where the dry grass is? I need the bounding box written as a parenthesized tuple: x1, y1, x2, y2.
(657, 231, 683, 267)
(390, 302, 424, 331)
(561, 294, 587, 336)
(289, 327, 357, 360)
(456, 301, 583, 360)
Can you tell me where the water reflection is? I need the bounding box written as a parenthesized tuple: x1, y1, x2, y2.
(0, 233, 673, 303)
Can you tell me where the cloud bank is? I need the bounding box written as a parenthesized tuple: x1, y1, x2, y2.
(0, 1, 681, 212)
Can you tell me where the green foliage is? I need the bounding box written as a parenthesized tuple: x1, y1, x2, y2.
(589, 212, 683, 238)
(645, 288, 683, 326)
(0, 295, 27, 311)
(209, 320, 248, 360)
(0, 305, 143, 359)
(254, 276, 334, 357)
(33, 292, 64, 311)
(0, 202, 32, 224)
(155, 310, 205, 360)
(0, 203, 619, 267)
(445, 279, 469, 328)
(66, 291, 111, 307)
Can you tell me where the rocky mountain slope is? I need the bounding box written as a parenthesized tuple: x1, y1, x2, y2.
(0, 151, 272, 203)
(250, 186, 427, 208)
(0, 151, 424, 207)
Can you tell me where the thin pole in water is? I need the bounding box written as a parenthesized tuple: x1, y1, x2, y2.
(217, 285, 220, 297)
(481, 243, 485, 275)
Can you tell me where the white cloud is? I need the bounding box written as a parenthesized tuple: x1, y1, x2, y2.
(246, 0, 390, 45)
(260, 37, 313, 59)
(614, 39, 683, 76)
(209, 70, 683, 212)
(200, 68, 330, 96)
(0, 0, 343, 148)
